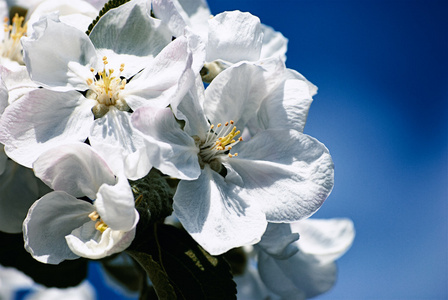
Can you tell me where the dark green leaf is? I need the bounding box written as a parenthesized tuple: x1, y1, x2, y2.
(127, 224, 237, 300)
(0, 231, 88, 288)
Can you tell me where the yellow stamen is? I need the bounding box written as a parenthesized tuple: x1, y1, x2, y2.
(88, 211, 99, 221)
(1, 14, 27, 62)
(86, 56, 129, 118)
(95, 220, 108, 233)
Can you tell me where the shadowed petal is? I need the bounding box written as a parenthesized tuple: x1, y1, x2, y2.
(174, 165, 267, 255)
(23, 191, 93, 264)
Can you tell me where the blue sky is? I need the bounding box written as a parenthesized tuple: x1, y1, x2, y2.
(89, 1, 448, 299)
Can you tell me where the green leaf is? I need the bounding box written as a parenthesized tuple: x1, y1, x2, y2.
(0, 231, 88, 288)
(127, 224, 237, 300)
(86, 0, 131, 35)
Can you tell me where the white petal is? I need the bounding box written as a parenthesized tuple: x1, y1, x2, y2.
(0, 159, 50, 233)
(206, 11, 263, 63)
(0, 74, 7, 115)
(292, 218, 355, 265)
(33, 143, 116, 199)
(23, 191, 93, 264)
(204, 58, 285, 129)
(152, 0, 188, 37)
(66, 222, 136, 260)
(227, 129, 334, 222)
(22, 17, 98, 91)
(89, 108, 146, 176)
(249, 76, 314, 134)
(124, 146, 153, 181)
(286, 68, 318, 97)
(90, 0, 172, 74)
(234, 264, 271, 300)
(260, 24, 288, 61)
(0, 89, 95, 168)
(59, 14, 96, 32)
(176, 0, 211, 38)
(0, 66, 38, 105)
(132, 106, 201, 180)
(26, 0, 98, 34)
(124, 36, 195, 110)
(256, 223, 299, 259)
(95, 175, 138, 231)
(174, 166, 267, 255)
(258, 250, 337, 299)
(174, 76, 208, 138)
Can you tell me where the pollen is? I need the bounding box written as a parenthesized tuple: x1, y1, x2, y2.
(89, 211, 109, 233)
(86, 56, 130, 118)
(95, 220, 108, 233)
(0, 13, 27, 63)
(88, 211, 100, 221)
(196, 120, 243, 171)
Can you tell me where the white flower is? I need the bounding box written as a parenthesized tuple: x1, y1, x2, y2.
(0, 0, 196, 178)
(23, 142, 139, 264)
(152, 0, 288, 81)
(132, 59, 334, 255)
(256, 218, 355, 300)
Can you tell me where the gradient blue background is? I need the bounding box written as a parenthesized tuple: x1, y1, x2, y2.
(88, 0, 448, 299)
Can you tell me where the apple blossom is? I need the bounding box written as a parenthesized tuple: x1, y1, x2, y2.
(23, 143, 139, 264)
(132, 58, 334, 255)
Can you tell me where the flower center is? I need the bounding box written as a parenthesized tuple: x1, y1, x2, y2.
(195, 120, 243, 172)
(88, 211, 108, 233)
(86, 56, 129, 118)
(1, 14, 27, 63)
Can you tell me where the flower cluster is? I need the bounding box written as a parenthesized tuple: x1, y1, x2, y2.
(0, 0, 353, 298)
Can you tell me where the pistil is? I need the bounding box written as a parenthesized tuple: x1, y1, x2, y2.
(86, 56, 129, 118)
(196, 120, 243, 171)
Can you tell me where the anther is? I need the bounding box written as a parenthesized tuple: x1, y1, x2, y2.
(88, 211, 99, 221)
(95, 220, 108, 233)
